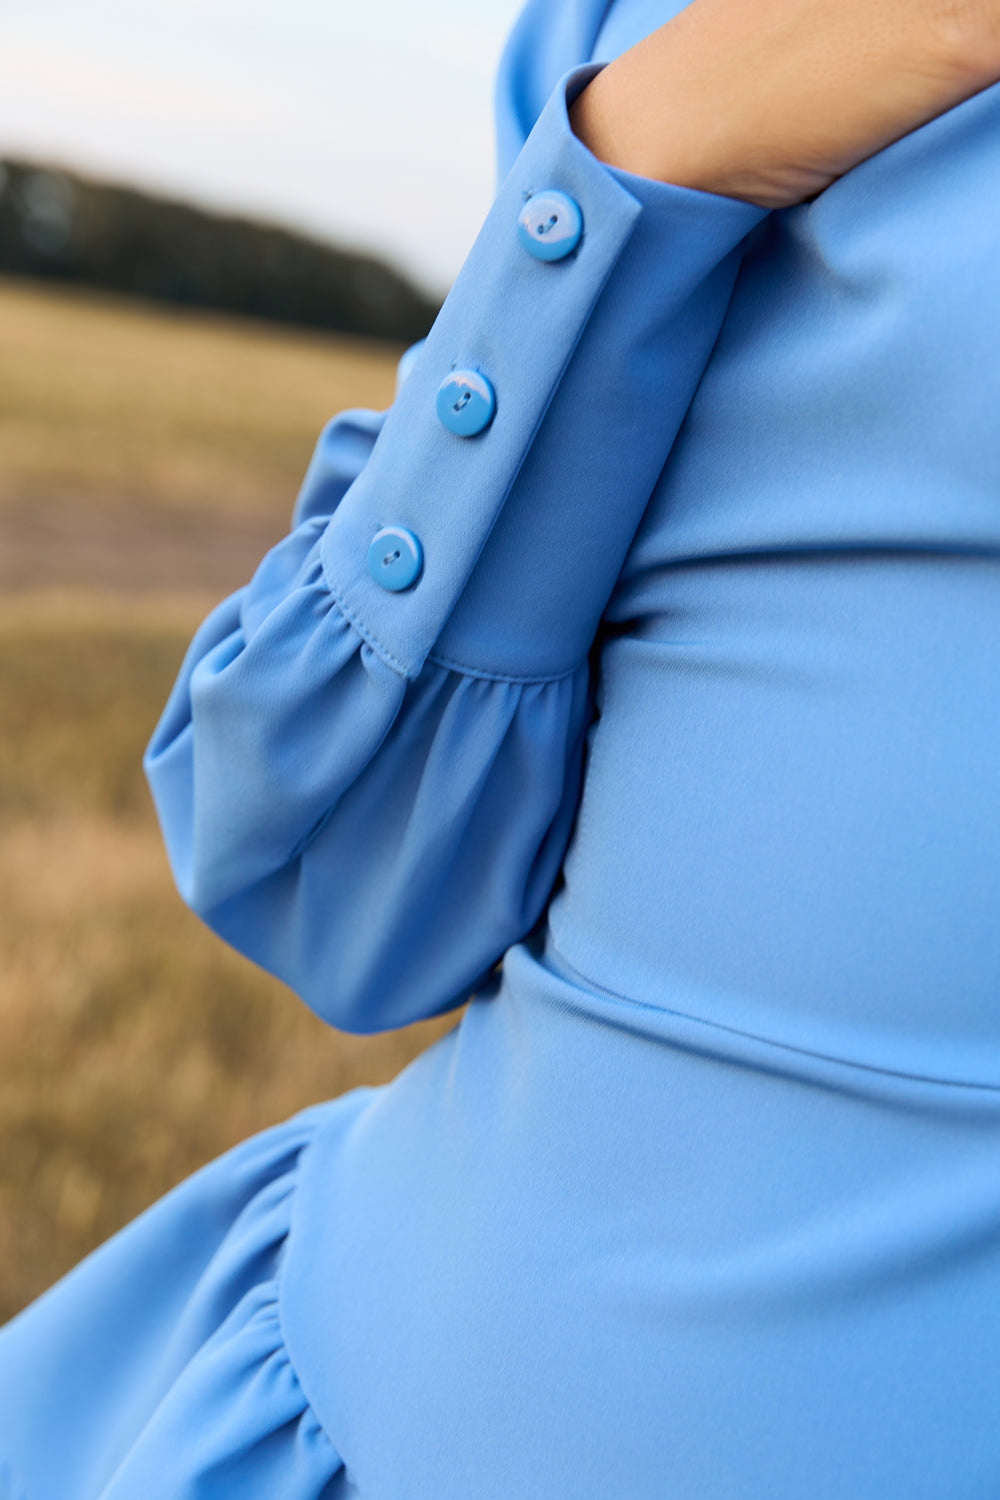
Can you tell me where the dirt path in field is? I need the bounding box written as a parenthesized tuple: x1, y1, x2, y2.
(0, 277, 402, 598)
(0, 492, 288, 595)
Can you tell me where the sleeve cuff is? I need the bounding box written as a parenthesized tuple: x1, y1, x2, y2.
(319, 62, 769, 681)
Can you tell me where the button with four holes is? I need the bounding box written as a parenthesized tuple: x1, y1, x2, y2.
(435, 369, 496, 437)
(367, 525, 423, 591)
(517, 189, 583, 262)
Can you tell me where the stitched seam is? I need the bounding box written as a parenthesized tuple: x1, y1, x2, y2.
(546, 936, 1000, 1095)
(424, 649, 582, 685)
(322, 578, 411, 679)
(274, 1268, 347, 1480)
(321, 566, 587, 686)
(276, 1104, 378, 1484)
(272, 1127, 345, 1472)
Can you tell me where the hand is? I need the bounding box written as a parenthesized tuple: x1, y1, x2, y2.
(570, 0, 1000, 208)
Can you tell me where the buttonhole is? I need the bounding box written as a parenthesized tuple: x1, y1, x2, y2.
(383, 550, 401, 566)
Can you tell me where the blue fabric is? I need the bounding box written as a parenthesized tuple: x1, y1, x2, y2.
(3, 0, 1000, 1493)
(0, 1104, 352, 1499)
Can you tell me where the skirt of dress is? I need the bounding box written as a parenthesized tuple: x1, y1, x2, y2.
(5, 939, 1000, 1500)
(0, 1094, 371, 1500)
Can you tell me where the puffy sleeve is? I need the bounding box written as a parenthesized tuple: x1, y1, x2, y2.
(144, 41, 770, 1034)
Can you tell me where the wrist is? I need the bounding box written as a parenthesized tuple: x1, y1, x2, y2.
(568, 16, 831, 210)
(568, 51, 706, 186)
(568, 42, 767, 203)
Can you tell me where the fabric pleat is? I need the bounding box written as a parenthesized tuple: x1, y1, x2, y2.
(0, 1100, 360, 1500)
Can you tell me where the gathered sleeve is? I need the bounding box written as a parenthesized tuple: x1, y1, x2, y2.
(144, 57, 770, 1033)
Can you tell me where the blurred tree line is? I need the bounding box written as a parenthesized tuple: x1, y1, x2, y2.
(0, 158, 440, 343)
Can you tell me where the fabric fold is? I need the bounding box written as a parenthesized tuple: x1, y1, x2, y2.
(147, 508, 595, 1033)
(0, 1102, 358, 1500)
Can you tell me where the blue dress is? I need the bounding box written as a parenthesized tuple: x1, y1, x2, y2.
(3, 0, 1000, 1493)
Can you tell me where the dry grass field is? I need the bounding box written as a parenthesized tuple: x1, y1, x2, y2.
(0, 277, 459, 1323)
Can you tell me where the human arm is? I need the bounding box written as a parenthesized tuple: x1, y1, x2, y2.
(144, 50, 770, 1033)
(146, 0, 1000, 1035)
(571, 0, 1000, 208)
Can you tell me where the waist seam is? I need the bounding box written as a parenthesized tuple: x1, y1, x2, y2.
(543, 934, 1000, 1097)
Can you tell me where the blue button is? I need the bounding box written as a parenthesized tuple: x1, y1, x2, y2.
(517, 190, 583, 262)
(367, 526, 423, 591)
(436, 369, 496, 437)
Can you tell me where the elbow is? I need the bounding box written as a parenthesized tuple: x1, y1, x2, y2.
(144, 742, 259, 920)
(201, 866, 509, 1035)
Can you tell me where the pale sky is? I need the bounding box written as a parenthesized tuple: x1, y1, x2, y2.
(0, 0, 526, 297)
